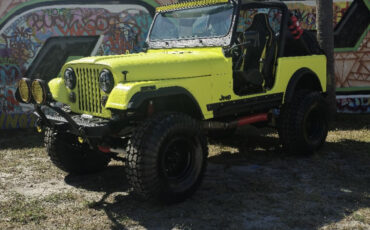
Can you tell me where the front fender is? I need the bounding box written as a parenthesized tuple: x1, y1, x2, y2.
(105, 82, 158, 110)
(48, 78, 69, 104)
(106, 83, 204, 119)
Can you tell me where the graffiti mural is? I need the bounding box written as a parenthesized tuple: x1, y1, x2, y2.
(23, 7, 151, 55)
(286, 0, 352, 29)
(0, 0, 28, 19)
(337, 96, 370, 113)
(0, 63, 22, 113)
(335, 32, 370, 88)
(0, 112, 36, 129)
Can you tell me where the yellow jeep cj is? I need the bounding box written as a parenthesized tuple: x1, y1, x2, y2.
(17, 0, 328, 203)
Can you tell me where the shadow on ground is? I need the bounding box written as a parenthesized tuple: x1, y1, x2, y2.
(331, 114, 370, 131)
(63, 123, 370, 229)
(0, 129, 43, 149)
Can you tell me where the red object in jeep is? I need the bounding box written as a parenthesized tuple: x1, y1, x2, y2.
(237, 113, 269, 127)
(98, 146, 110, 153)
(289, 15, 303, 40)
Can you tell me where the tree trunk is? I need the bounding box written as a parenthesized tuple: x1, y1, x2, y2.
(316, 0, 336, 118)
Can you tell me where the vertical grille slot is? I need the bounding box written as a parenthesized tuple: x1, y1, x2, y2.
(76, 67, 102, 114)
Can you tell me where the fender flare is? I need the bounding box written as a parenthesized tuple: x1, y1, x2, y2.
(285, 68, 323, 103)
(127, 86, 204, 119)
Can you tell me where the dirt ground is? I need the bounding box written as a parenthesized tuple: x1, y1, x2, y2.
(0, 114, 369, 230)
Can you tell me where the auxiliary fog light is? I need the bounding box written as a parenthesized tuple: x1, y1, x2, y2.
(18, 78, 32, 103)
(31, 79, 48, 105)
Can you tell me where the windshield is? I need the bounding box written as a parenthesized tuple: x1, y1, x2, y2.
(150, 4, 234, 41)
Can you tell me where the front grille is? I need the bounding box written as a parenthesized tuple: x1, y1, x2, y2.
(75, 68, 102, 114)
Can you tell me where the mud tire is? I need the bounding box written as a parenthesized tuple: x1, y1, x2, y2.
(125, 113, 208, 204)
(278, 91, 328, 155)
(45, 128, 110, 174)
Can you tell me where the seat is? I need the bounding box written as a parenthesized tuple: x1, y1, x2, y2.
(234, 13, 277, 94)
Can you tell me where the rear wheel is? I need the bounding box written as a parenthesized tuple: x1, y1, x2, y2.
(45, 128, 110, 174)
(125, 113, 208, 203)
(278, 91, 328, 155)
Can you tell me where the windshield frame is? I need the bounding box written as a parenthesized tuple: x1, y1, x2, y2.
(147, 2, 238, 49)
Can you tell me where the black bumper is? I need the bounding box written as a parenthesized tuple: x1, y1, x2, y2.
(34, 105, 116, 138)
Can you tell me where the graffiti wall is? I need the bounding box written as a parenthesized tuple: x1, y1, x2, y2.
(285, 0, 352, 29)
(0, 0, 29, 19)
(0, 111, 37, 129)
(0, 0, 369, 129)
(337, 96, 370, 113)
(335, 33, 370, 88)
(334, 30, 370, 114)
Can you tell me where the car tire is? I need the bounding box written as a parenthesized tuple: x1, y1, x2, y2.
(45, 128, 110, 174)
(278, 91, 328, 155)
(125, 113, 208, 203)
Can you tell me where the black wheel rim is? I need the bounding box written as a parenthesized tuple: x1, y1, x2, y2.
(162, 137, 194, 179)
(160, 135, 202, 192)
(303, 104, 326, 143)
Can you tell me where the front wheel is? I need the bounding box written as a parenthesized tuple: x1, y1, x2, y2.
(278, 91, 328, 155)
(125, 113, 208, 203)
(45, 128, 110, 174)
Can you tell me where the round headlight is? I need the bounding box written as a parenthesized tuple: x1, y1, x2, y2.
(99, 69, 114, 93)
(31, 79, 47, 105)
(64, 68, 76, 89)
(18, 78, 32, 103)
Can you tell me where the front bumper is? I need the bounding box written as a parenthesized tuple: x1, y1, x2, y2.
(34, 104, 121, 139)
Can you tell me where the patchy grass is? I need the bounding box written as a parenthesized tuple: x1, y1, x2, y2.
(0, 193, 47, 225)
(0, 114, 369, 229)
(42, 191, 79, 204)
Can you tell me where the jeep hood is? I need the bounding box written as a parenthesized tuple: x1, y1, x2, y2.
(67, 48, 231, 82)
